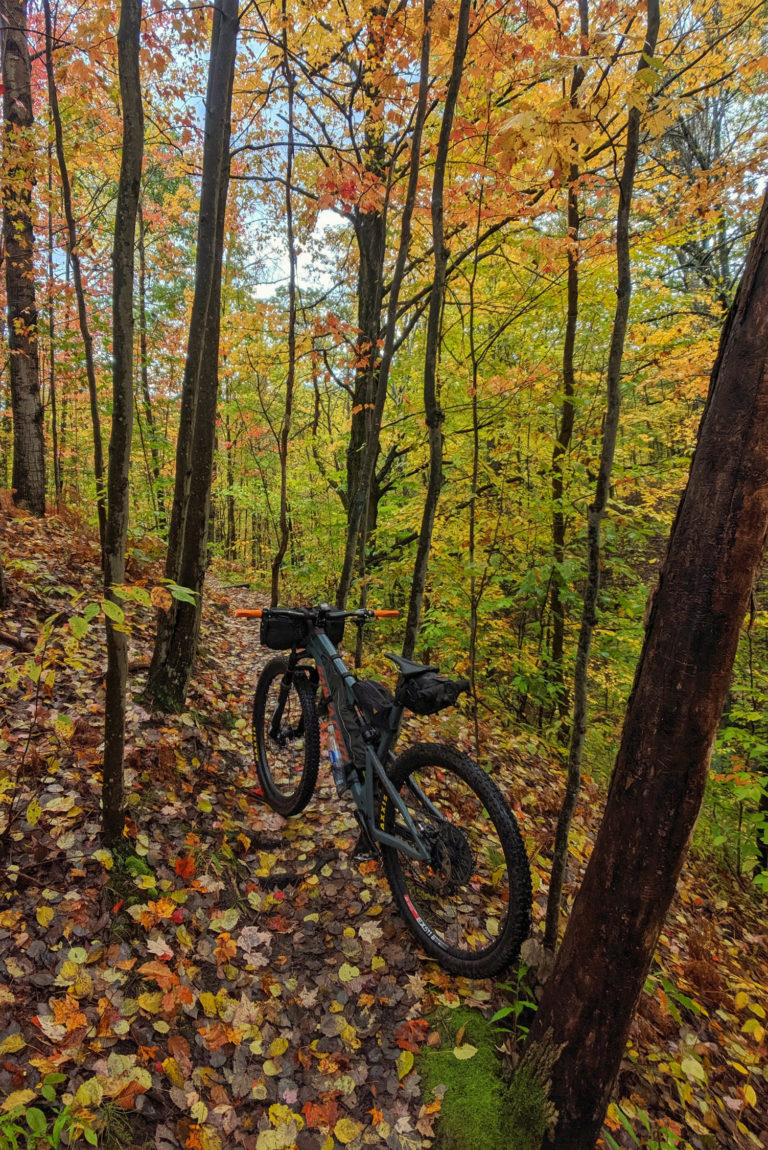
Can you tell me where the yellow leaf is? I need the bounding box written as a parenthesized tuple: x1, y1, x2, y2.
(74, 1079, 104, 1110)
(0, 1034, 25, 1056)
(744, 1084, 757, 1107)
(269, 1103, 303, 1129)
(163, 1057, 185, 1087)
(397, 1049, 414, 1079)
(138, 991, 163, 1013)
(200, 1129, 223, 1150)
(334, 1117, 363, 1144)
(269, 1037, 289, 1057)
(735, 991, 749, 1010)
(453, 1043, 478, 1060)
(190, 1100, 208, 1123)
(338, 963, 360, 982)
(2, 1089, 36, 1112)
(371, 956, 385, 970)
(26, 798, 42, 826)
(199, 991, 217, 1017)
(255, 1124, 299, 1150)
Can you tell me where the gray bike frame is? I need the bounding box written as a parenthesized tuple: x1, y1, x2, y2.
(293, 628, 432, 863)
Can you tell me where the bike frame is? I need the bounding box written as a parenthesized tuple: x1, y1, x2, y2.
(287, 629, 432, 863)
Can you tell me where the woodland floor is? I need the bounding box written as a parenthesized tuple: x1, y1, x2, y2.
(0, 506, 767, 1150)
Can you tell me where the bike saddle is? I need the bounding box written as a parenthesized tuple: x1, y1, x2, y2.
(385, 653, 439, 678)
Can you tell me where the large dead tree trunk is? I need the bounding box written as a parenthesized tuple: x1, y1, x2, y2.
(1, 0, 46, 516)
(522, 188, 768, 1149)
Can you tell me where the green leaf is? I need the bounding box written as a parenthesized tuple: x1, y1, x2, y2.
(101, 599, 125, 624)
(69, 616, 88, 640)
(83, 603, 99, 622)
(167, 582, 197, 604)
(25, 1109, 46, 1137)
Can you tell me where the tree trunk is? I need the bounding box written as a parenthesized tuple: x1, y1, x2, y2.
(137, 201, 165, 533)
(46, 137, 61, 507)
(549, 0, 588, 734)
(102, 0, 143, 845)
(336, 0, 433, 608)
(270, 4, 297, 605)
(402, 0, 471, 659)
(145, 0, 238, 711)
(1, 0, 46, 516)
(523, 190, 768, 1150)
(544, 0, 660, 950)
(43, 0, 106, 551)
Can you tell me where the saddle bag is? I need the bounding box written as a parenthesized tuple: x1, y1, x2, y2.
(395, 671, 469, 716)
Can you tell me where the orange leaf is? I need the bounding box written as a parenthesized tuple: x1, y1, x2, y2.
(138, 961, 178, 991)
(174, 856, 195, 879)
(302, 1099, 339, 1129)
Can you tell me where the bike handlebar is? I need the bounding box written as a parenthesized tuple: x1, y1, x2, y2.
(233, 606, 399, 620)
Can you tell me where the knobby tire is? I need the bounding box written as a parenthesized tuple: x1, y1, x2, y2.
(379, 742, 531, 978)
(252, 657, 320, 816)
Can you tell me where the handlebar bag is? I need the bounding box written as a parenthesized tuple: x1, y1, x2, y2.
(260, 609, 310, 650)
(395, 672, 469, 716)
(260, 608, 346, 649)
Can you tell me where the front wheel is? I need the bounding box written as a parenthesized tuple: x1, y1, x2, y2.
(378, 743, 531, 978)
(252, 658, 319, 816)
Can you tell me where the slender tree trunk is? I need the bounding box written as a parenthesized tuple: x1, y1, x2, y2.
(102, 0, 143, 845)
(544, 0, 660, 950)
(550, 0, 588, 733)
(146, 0, 238, 710)
(402, 0, 471, 659)
(137, 201, 165, 531)
(336, 0, 433, 608)
(46, 137, 61, 507)
(523, 188, 768, 1150)
(270, 4, 297, 605)
(1, 0, 46, 516)
(43, 0, 106, 552)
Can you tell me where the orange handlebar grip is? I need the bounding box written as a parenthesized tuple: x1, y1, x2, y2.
(373, 610, 399, 617)
(234, 609, 263, 618)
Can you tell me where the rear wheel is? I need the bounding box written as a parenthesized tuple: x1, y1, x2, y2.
(252, 658, 319, 815)
(379, 743, 531, 978)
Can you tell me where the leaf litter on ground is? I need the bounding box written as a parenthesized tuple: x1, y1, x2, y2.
(0, 507, 766, 1150)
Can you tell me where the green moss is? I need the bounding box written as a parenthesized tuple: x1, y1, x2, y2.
(418, 1008, 556, 1150)
(503, 1061, 555, 1150)
(418, 1009, 507, 1150)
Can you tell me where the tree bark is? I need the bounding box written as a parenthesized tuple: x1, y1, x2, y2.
(336, 0, 433, 608)
(146, 0, 238, 711)
(544, 0, 660, 950)
(401, 0, 471, 659)
(523, 189, 768, 1149)
(102, 0, 143, 845)
(270, 2, 297, 605)
(137, 201, 165, 533)
(549, 0, 589, 734)
(43, 0, 106, 551)
(1, 0, 46, 516)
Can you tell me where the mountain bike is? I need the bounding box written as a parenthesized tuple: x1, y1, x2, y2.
(233, 602, 532, 978)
